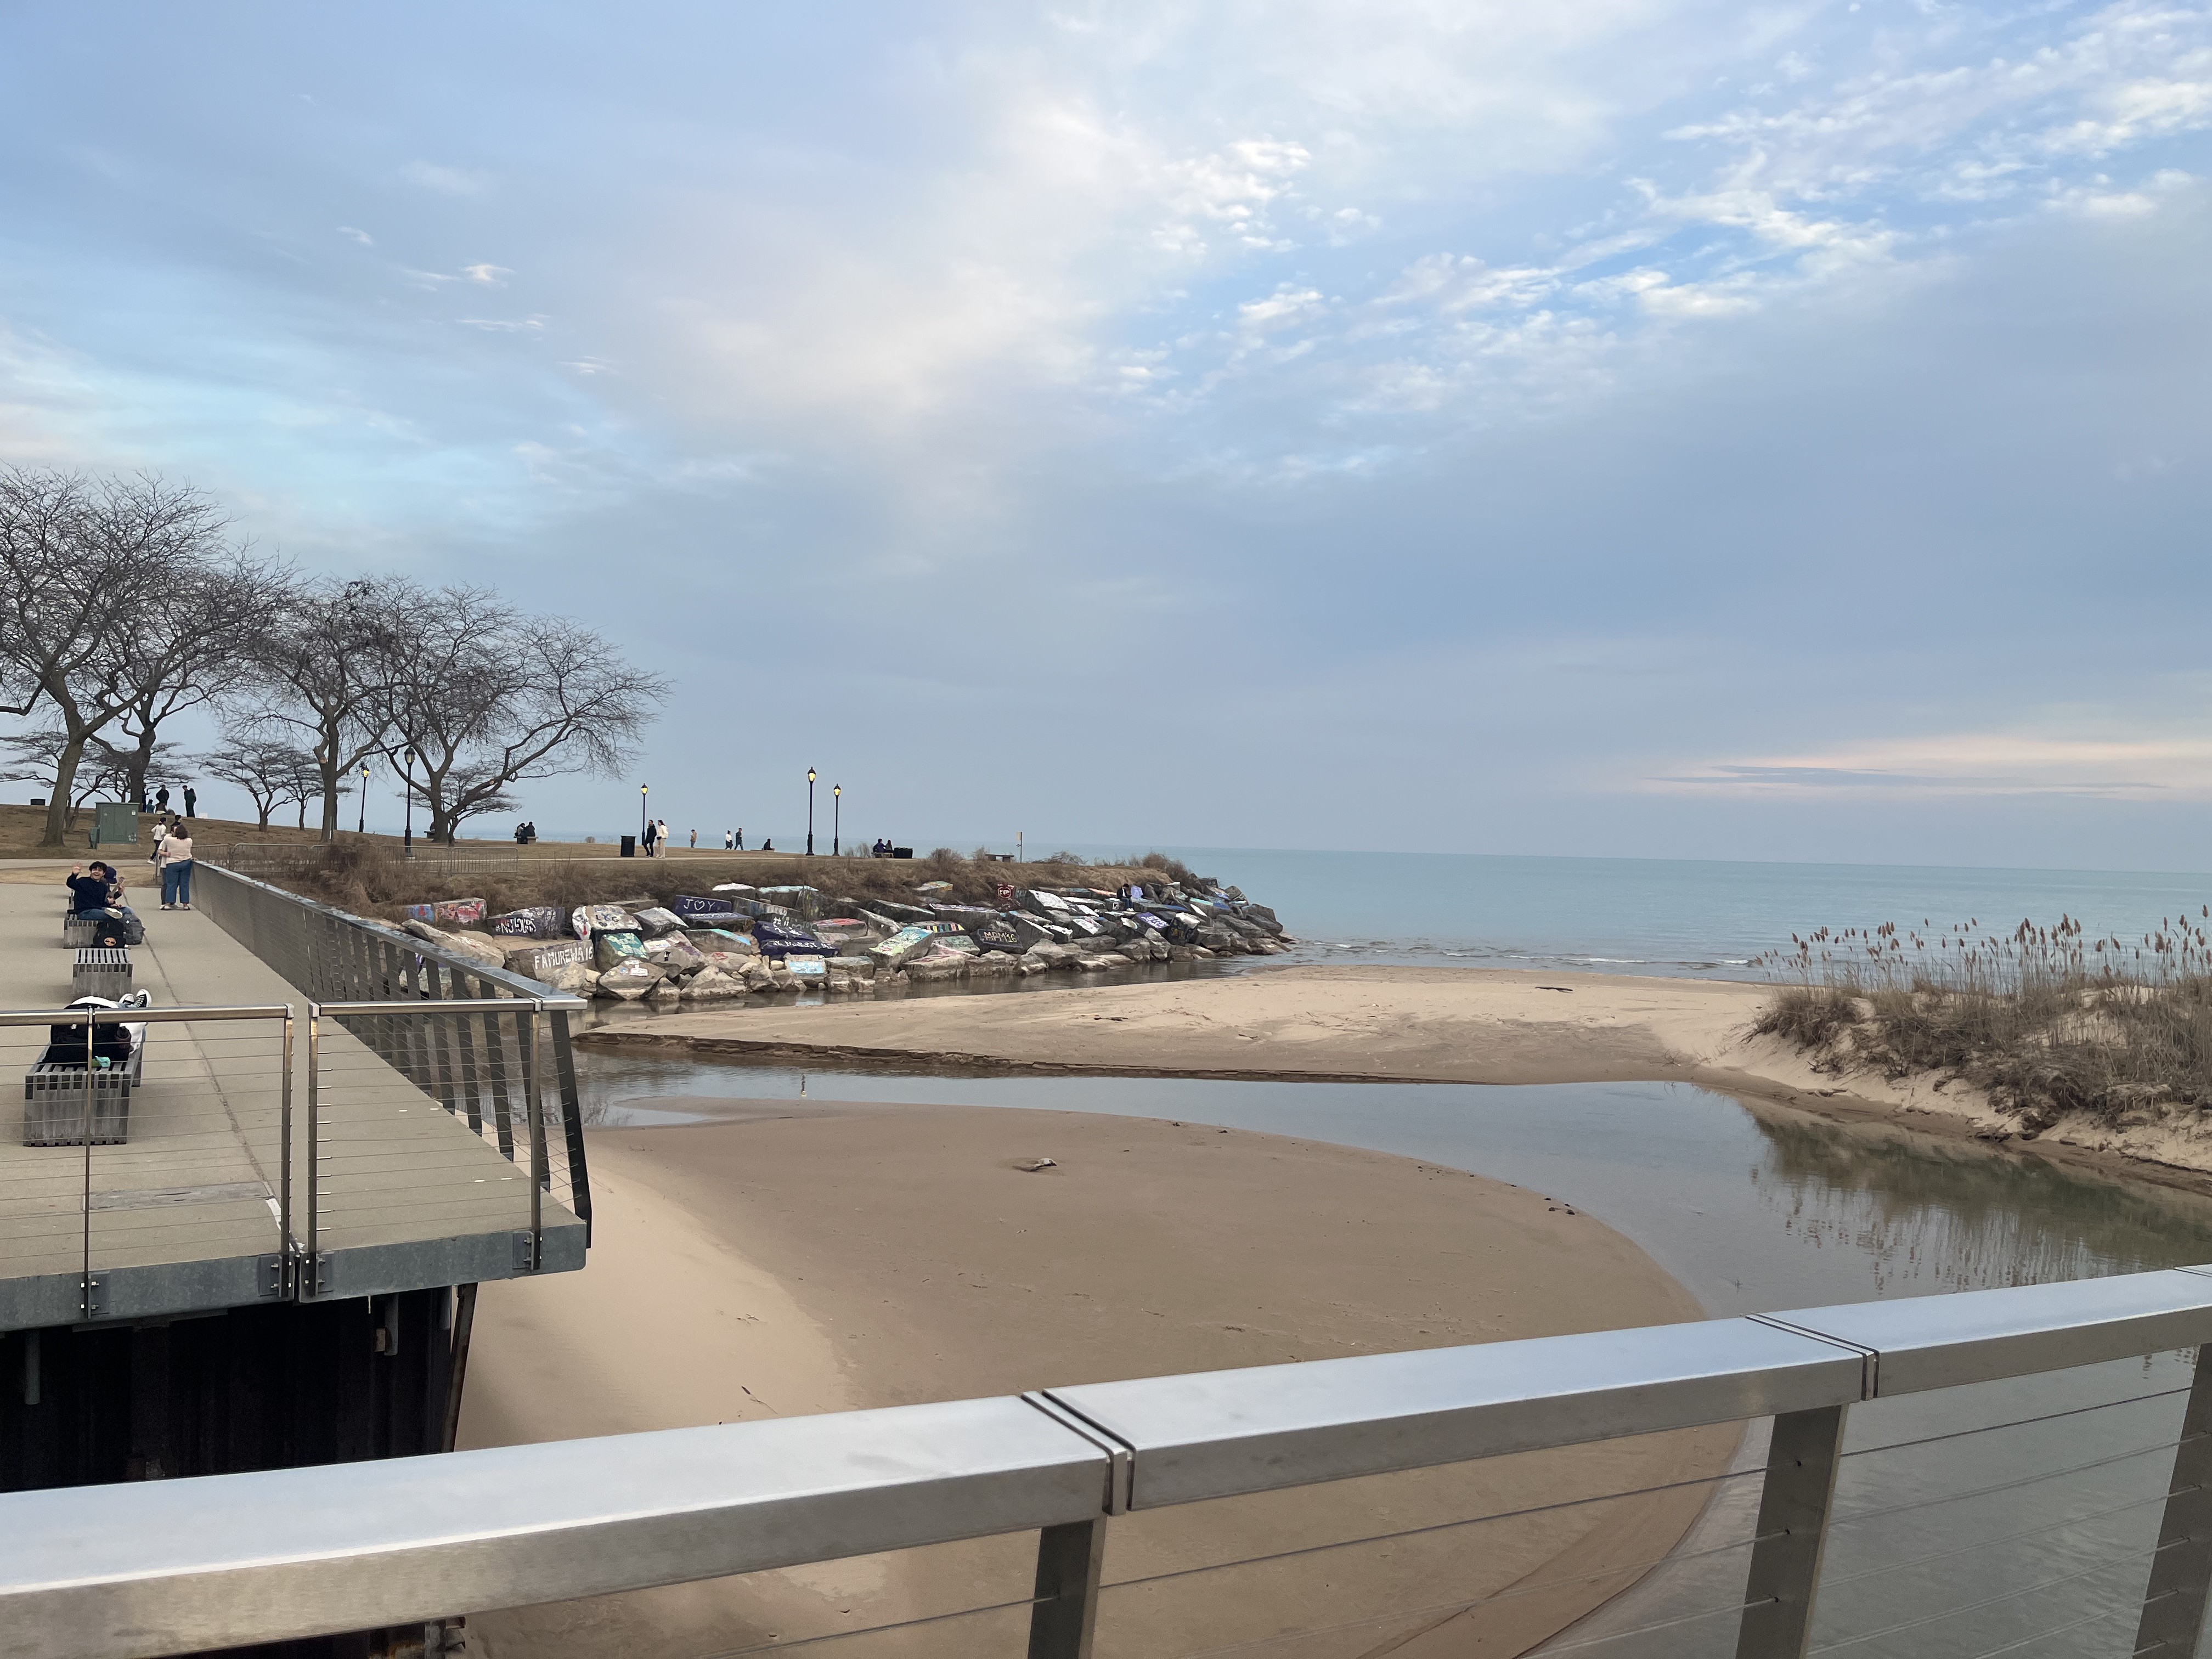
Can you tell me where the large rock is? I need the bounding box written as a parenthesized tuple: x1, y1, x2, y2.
(870, 925, 942, 969)
(1024, 943, 1082, 969)
(1005, 913, 1055, 950)
(643, 934, 708, 973)
(673, 893, 741, 919)
(400, 919, 508, 970)
(869, 900, 938, 924)
(970, 916, 1024, 953)
(753, 917, 834, 960)
(488, 906, 565, 939)
(505, 939, 591, 983)
(683, 966, 746, 998)
(596, 960, 659, 1000)
(702, 950, 758, 976)
(758, 885, 823, 919)
(689, 928, 757, 956)
(927, 934, 981, 956)
(594, 932, 649, 970)
(632, 907, 687, 938)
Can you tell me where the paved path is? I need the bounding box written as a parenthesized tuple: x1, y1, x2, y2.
(0, 872, 576, 1329)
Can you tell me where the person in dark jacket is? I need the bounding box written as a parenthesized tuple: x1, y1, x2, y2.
(66, 865, 112, 915)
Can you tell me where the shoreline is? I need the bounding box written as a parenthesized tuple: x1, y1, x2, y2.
(576, 962, 2212, 1198)
(459, 1102, 1731, 1657)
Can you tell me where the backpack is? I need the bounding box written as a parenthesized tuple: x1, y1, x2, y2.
(40, 1018, 133, 1069)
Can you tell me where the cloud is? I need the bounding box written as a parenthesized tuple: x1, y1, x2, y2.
(402, 160, 489, 195)
(336, 225, 373, 245)
(1657, 730, 2212, 800)
(458, 314, 549, 332)
(461, 263, 512, 285)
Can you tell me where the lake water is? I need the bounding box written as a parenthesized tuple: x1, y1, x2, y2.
(576, 1050, 2212, 1659)
(1064, 846, 2212, 979)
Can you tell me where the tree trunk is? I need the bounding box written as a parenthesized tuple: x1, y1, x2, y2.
(318, 748, 341, 843)
(41, 730, 88, 848)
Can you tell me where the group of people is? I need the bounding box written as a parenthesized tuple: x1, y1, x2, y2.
(139, 782, 196, 819)
(64, 819, 195, 933)
(511, 820, 540, 844)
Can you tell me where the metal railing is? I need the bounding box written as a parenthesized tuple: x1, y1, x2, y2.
(1, 996, 585, 1331)
(8, 1266, 2212, 1657)
(194, 861, 590, 1234)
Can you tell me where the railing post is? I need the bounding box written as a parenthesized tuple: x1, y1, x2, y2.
(304, 1002, 321, 1296)
(1027, 1517, 1105, 1659)
(278, 1008, 294, 1272)
(2137, 1345, 2212, 1658)
(1735, 1404, 1846, 1659)
(523, 1002, 544, 1268)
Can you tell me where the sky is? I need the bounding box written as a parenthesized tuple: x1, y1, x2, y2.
(1, 2, 2209, 868)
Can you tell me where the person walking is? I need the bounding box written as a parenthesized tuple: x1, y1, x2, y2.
(154, 785, 170, 813)
(183, 783, 196, 819)
(723, 829, 734, 849)
(657, 819, 671, 858)
(156, 823, 195, 910)
(641, 818, 659, 858)
(689, 827, 697, 850)
(735, 827, 744, 850)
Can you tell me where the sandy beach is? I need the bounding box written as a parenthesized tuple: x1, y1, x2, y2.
(459, 1103, 1734, 1658)
(577, 962, 2212, 1187)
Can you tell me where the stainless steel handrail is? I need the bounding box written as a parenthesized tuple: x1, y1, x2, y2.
(6, 1266, 2212, 1659)
(191, 863, 594, 1235)
(4, 1002, 298, 1318)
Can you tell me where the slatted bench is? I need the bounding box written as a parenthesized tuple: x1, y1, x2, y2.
(72, 946, 132, 998)
(23, 1040, 144, 1146)
(62, 914, 99, 947)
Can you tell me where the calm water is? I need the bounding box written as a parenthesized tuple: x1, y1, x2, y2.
(1066, 845, 2212, 978)
(577, 1052, 2212, 1659)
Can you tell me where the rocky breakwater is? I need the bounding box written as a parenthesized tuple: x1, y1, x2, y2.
(386, 877, 1292, 1005)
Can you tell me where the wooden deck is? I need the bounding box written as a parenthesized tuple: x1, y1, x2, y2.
(0, 872, 583, 1331)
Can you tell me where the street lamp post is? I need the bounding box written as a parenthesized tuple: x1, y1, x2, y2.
(402, 749, 416, 859)
(358, 764, 369, 836)
(639, 783, 648, 852)
(806, 769, 817, 857)
(832, 785, 840, 857)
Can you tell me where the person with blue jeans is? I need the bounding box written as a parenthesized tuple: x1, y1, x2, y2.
(157, 827, 194, 910)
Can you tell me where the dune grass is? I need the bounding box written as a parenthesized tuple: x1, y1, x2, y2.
(1753, 914, 2212, 1132)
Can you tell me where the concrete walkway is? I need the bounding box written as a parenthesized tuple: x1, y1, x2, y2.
(0, 870, 580, 1330)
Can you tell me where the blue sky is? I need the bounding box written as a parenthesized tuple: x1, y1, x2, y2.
(3, 2, 2209, 866)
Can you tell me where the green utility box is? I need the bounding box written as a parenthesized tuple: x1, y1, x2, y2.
(91, 803, 139, 849)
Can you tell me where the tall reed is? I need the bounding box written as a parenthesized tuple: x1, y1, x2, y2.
(1753, 909, 2212, 1130)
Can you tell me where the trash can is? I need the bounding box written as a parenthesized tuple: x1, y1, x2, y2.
(620, 834, 637, 858)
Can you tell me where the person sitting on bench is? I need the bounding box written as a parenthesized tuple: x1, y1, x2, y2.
(66, 864, 117, 917)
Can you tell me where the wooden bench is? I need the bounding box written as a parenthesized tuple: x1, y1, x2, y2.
(23, 1040, 144, 1147)
(72, 946, 132, 998)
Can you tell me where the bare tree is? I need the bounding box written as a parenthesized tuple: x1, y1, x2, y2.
(0, 725, 180, 813)
(239, 575, 412, 841)
(195, 723, 333, 830)
(371, 589, 666, 843)
(0, 469, 235, 847)
(101, 552, 289, 809)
